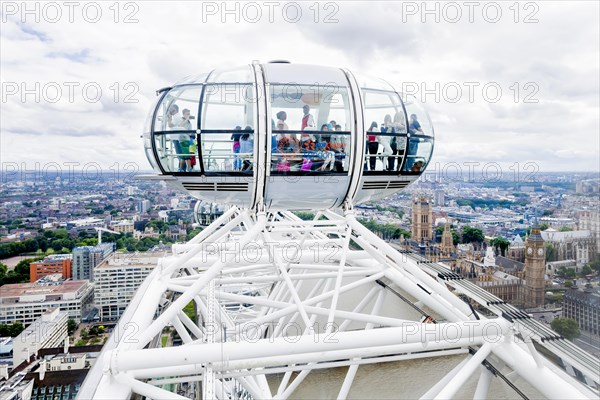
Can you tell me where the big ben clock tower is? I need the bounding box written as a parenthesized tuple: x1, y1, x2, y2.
(525, 223, 546, 308)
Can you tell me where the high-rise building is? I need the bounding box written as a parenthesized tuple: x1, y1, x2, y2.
(94, 252, 163, 321)
(411, 194, 432, 243)
(433, 189, 445, 207)
(524, 224, 546, 308)
(29, 254, 72, 282)
(137, 199, 151, 214)
(72, 243, 114, 281)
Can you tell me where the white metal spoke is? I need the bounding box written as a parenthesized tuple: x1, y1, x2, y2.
(79, 209, 599, 400)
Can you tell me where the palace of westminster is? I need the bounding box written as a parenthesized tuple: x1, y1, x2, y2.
(405, 194, 598, 310)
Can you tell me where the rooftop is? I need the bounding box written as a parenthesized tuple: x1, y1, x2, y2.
(0, 280, 89, 299)
(96, 252, 165, 269)
(541, 229, 592, 242)
(67, 217, 104, 226)
(564, 286, 600, 308)
(495, 255, 525, 272)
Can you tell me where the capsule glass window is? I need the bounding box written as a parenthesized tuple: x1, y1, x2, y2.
(402, 95, 434, 174)
(269, 83, 352, 174)
(200, 84, 256, 173)
(362, 89, 407, 173)
(153, 87, 201, 173)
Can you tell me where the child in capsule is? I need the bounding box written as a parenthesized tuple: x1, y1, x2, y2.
(411, 160, 424, 173)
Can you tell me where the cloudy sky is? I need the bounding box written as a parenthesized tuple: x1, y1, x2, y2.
(1, 1, 598, 175)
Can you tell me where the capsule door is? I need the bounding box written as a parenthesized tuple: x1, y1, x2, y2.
(263, 69, 356, 210)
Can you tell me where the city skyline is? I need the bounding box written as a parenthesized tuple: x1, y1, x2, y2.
(1, 1, 599, 172)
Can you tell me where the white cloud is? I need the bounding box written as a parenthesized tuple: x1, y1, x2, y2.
(0, 1, 598, 172)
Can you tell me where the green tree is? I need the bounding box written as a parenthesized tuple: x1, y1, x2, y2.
(461, 226, 484, 244)
(52, 229, 69, 240)
(550, 318, 580, 340)
(67, 319, 78, 334)
(0, 322, 24, 337)
(581, 265, 593, 275)
(558, 267, 576, 279)
(587, 255, 600, 273)
(539, 223, 550, 231)
(451, 231, 460, 245)
(545, 243, 557, 262)
(2, 257, 42, 284)
(186, 228, 203, 241)
(0, 262, 7, 285)
(567, 269, 576, 278)
(490, 237, 510, 256)
(564, 280, 573, 288)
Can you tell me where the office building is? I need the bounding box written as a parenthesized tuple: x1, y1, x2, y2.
(29, 254, 72, 282)
(94, 252, 162, 321)
(110, 220, 134, 234)
(563, 286, 600, 335)
(0, 277, 93, 325)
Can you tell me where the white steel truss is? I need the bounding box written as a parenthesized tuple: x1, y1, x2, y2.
(80, 206, 599, 399)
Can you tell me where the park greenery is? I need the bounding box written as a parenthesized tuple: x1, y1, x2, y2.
(550, 317, 580, 340)
(0, 322, 25, 337)
(460, 226, 485, 244)
(67, 319, 78, 334)
(0, 220, 196, 261)
(456, 198, 528, 210)
(75, 325, 106, 346)
(358, 219, 411, 241)
(587, 255, 600, 273)
(0, 258, 42, 285)
(556, 267, 577, 279)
